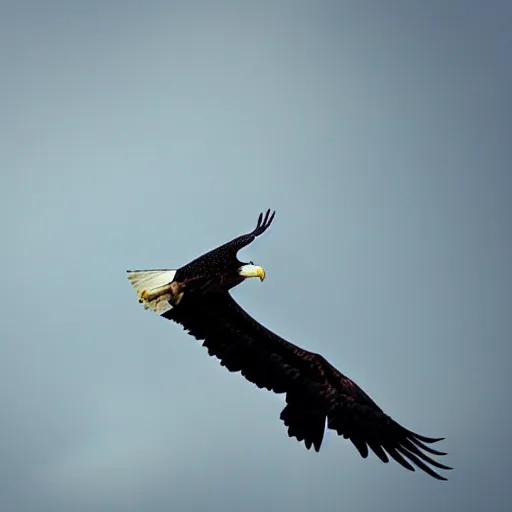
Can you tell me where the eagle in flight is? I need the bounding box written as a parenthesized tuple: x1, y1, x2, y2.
(127, 209, 451, 480)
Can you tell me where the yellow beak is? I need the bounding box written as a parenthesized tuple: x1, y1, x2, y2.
(238, 264, 266, 282)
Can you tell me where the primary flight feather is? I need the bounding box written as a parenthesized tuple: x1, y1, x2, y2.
(127, 209, 451, 480)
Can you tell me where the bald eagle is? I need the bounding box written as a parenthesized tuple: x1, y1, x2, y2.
(127, 209, 451, 480)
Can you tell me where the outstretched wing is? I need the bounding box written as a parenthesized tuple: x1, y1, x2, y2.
(225, 208, 276, 254)
(203, 209, 276, 261)
(162, 292, 451, 480)
(174, 209, 276, 280)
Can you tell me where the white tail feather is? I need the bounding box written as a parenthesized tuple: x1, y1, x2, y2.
(127, 269, 177, 314)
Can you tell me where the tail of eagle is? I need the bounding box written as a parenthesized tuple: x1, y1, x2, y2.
(127, 269, 177, 314)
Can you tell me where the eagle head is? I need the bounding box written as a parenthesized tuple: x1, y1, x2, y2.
(238, 262, 266, 282)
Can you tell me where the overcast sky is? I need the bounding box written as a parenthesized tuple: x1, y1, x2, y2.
(2, 1, 511, 511)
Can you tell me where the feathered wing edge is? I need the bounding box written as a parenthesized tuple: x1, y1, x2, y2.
(223, 209, 277, 255)
(175, 210, 277, 274)
(325, 398, 452, 480)
(162, 292, 452, 480)
(251, 209, 276, 237)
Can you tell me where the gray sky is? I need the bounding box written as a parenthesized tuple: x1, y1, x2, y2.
(2, 1, 511, 511)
